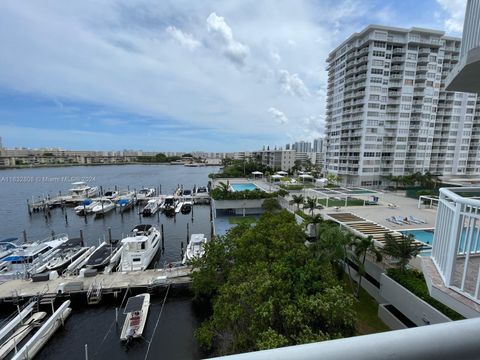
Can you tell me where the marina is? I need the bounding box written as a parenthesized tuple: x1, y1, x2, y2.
(0, 164, 217, 360)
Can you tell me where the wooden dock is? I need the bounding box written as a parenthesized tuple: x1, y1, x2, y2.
(0, 266, 192, 302)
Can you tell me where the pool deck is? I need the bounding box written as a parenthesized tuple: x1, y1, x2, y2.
(320, 191, 437, 230)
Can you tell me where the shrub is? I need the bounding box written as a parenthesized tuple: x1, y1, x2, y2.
(386, 268, 463, 320)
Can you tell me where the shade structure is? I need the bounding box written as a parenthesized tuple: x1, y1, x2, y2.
(251, 171, 263, 175)
(271, 174, 283, 179)
(276, 171, 288, 176)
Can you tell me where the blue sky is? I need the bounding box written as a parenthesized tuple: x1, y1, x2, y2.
(0, 0, 466, 152)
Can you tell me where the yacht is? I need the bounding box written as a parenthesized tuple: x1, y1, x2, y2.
(85, 241, 122, 269)
(120, 293, 150, 342)
(69, 182, 99, 199)
(74, 199, 100, 215)
(119, 225, 161, 272)
(92, 199, 116, 216)
(0, 234, 69, 278)
(182, 234, 207, 264)
(136, 188, 155, 201)
(142, 199, 160, 217)
(44, 238, 87, 272)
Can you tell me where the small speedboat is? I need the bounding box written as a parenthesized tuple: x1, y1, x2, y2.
(44, 238, 87, 272)
(120, 293, 150, 342)
(180, 201, 193, 214)
(85, 241, 121, 269)
(103, 190, 119, 199)
(92, 199, 116, 216)
(182, 234, 207, 264)
(117, 192, 135, 213)
(163, 196, 177, 212)
(74, 199, 100, 215)
(136, 188, 156, 201)
(69, 182, 99, 199)
(142, 199, 160, 217)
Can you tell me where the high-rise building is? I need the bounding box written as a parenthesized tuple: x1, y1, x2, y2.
(313, 138, 324, 153)
(292, 141, 312, 153)
(325, 25, 479, 187)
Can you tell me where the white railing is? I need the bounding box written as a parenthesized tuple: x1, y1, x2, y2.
(432, 187, 480, 303)
(211, 318, 480, 360)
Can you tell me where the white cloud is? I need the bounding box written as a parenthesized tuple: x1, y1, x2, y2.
(268, 107, 288, 125)
(206, 12, 249, 66)
(436, 0, 467, 33)
(279, 70, 311, 98)
(270, 51, 281, 64)
(166, 26, 201, 50)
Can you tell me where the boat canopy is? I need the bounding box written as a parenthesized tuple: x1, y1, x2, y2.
(121, 235, 149, 244)
(124, 295, 147, 314)
(133, 224, 152, 232)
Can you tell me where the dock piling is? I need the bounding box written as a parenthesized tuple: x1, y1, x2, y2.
(108, 227, 112, 243)
(65, 212, 68, 224)
(51, 230, 55, 238)
(27, 199, 32, 216)
(80, 230, 84, 245)
(115, 308, 118, 325)
(161, 224, 165, 252)
(22, 230, 27, 243)
(85, 344, 89, 360)
(181, 241, 184, 259)
(187, 223, 189, 244)
(159, 184, 162, 194)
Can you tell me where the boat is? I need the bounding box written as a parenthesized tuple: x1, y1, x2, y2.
(182, 234, 207, 264)
(194, 186, 210, 204)
(120, 293, 150, 342)
(142, 199, 160, 217)
(136, 188, 155, 201)
(163, 196, 178, 212)
(84, 241, 121, 269)
(116, 192, 135, 212)
(92, 199, 116, 216)
(0, 238, 19, 260)
(0, 234, 69, 278)
(68, 182, 99, 199)
(119, 225, 161, 272)
(175, 201, 185, 213)
(181, 189, 193, 199)
(0, 311, 47, 359)
(74, 199, 100, 215)
(180, 200, 193, 214)
(103, 190, 119, 199)
(44, 238, 88, 272)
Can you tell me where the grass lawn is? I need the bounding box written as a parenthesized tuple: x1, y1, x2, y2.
(228, 216, 257, 225)
(317, 198, 367, 207)
(342, 278, 389, 335)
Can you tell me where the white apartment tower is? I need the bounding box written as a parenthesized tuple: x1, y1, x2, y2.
(325, 25, 480, 187)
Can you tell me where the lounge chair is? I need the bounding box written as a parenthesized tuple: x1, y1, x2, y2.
(394, 216, 409, 225)
(410, 215, 426, 224)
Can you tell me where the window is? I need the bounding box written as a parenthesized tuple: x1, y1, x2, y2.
(371, 68, 383, 74)
(407, 53, 417, 60)
(404, 79, 413, 85)
(373, 50, 385, 57)
(372, 59, 384, 66)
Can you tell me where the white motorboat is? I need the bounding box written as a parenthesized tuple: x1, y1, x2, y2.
(181, 200, 193, 214)
(103, 190, 119, 199)
(164, 196, 178, 212)
(84, 241, 122, 269)
(116, 192, 135, 213)
(0, 238, 19, 260)
(120, 293, 150, 342)
(69, 182, 99, 199)
(0, 234, 69, 278)
(142, 199, 160, 217)
(74, 199, 100, 215)
(194, 186, 210, 204)
(175, 201, 185, 213)
(44, 238, 88, 272)
(92, 199, 116, 216)
(136, 188, 156, 201)
(182, 234, 207, 264)
(120, 225, 161, 272)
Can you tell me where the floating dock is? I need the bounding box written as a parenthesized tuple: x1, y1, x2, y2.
(0, 266, 192, 303)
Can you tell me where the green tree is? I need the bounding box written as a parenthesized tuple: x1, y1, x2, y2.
(303, 197, 323, 216)
(262, 198, 281, 213)
(289, 194, 305, 210)
(192, 211, 356, 355)
(326, 173, 341, 187)
(305, 213, 323, 239)
(382, 233, 422, 272)
(351, 236, 382, 298)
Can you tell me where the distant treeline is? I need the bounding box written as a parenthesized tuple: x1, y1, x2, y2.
(136, 153, 182, 163)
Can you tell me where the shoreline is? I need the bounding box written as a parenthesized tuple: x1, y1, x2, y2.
(0, 162, 220, 170)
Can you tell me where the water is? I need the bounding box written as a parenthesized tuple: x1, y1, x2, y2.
(0, 164, 219, 360)
(230, 183, 258, 192)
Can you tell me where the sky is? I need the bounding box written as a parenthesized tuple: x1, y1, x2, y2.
(0, 0, 467, 152)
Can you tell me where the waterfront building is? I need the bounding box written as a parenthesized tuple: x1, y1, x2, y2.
(252, 149, 296, 171)
(325, 25, 480, 187)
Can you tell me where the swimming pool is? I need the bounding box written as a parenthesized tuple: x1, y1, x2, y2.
(401, 228, 480, 254)
(230, 183, 259, 192)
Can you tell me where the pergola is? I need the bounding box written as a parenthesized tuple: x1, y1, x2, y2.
(299, 174, 314, 183)
(271, 174, 283, 182)
(308, 187, 382, 208)
(276, 171, 288, 176)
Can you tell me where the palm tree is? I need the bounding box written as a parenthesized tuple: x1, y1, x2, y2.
(305, 213, 323, 239)
(382, 233, 422, 272)
(304, 197, 323, 216)
(217, 182, 230, 195)
(289, 194, 304, 211)
(351, 236, 382, 298)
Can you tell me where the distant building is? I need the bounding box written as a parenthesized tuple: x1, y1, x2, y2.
(292, 141, 312, 153)
(252, 149, 296, 171)
(313, 138, 324, 153)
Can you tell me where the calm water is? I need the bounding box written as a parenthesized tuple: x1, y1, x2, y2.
(0, 164, 219, 360)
